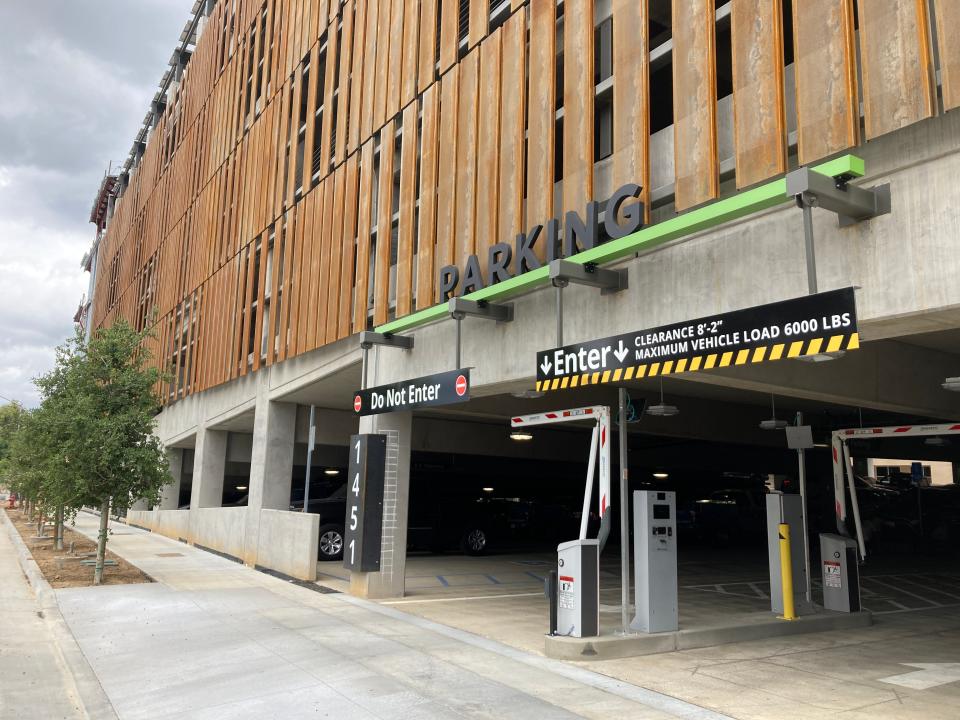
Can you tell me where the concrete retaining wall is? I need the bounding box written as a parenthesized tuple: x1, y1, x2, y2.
(190, 507, 248, 561)
(127, 509, 190, 541)
(255, 509, 319, 581)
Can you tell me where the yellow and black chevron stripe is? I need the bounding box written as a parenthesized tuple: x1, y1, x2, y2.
(535, 332, 860, 392)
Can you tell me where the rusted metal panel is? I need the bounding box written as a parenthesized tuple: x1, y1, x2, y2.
(612, 0, 649, 221)
(731, 0, 787, 188)
(672, 0, 718, 211)
(439, 0, 458, 73)
(435, 66, 460, 282)
(417, 0, 438, 92)
(476, 30, 502, 277)
(455, 50, 480, 269)
(792, 0, 859, 164)
(934, 0, 960, 111)
(319, 25, 339, 173)
(562, 0, 594, 216)
(857, 0, 936, 139)
(396, 103, 418, 317)
(373, 118, 396, 326)
(359, 132, 379, 327)
(416, 85, 441, 310)
(526, 0, 555, 258)
(498, 10, 526, 244)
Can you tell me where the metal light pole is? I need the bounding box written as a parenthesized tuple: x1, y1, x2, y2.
(302, 405, 316, 512)
(796, 411, 812, 605)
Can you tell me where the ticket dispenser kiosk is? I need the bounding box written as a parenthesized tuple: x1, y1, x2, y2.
(557, 539, 599, 637)
(819, 533, 861, 612)
(631, 491, 679, 633)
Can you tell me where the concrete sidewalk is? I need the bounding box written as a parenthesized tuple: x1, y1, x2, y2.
(0, 511, 91, 720)
(61, 512, 729, 720)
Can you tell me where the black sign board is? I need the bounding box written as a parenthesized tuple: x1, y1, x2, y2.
(342, 433, 387, 572)
(536, 288, 859, 390)
(353, 369, 470, 416)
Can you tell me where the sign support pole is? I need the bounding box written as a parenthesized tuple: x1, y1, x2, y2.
(800, 201, 818, 294)
(554, 280, 567, 346)
(618, 388, 630, 633)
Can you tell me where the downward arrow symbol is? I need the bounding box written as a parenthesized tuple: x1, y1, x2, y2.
(540, 357, 552, 375)
(613, 340, 629, 363)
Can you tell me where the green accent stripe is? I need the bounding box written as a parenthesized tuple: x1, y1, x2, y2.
(376, 154, 864, 335)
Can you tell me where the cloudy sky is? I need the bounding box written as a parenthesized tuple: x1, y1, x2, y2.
(0, 1, 191, 406)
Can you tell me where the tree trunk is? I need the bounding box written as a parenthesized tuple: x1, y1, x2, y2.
(54, 505, 64, 551)
(93, 498, 110, 586)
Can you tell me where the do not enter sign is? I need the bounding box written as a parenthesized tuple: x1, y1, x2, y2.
(353, 369, 471, 416)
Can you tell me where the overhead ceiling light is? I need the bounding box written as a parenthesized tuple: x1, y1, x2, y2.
(482, 487, 495, 492)
(813, 442, 830, 448)
(925, 437, 949, 447)
(647, 378, 679, 417)
(235, 485, 247, 490)
(760, 395, 787, 430)
(510, 430, 534, 441)
(795, 351, 846, 363)
(510, 389, 545, 399)
(942, 377, 960, 392)
(652, 472, 669, 479)
(324, 468, 340, 476)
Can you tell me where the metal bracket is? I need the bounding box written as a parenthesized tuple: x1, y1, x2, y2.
(447, 297, 514, 323)
(548, 259, 628, 295)
(786, 167, 891, 227)
(359, 331, 414, 350)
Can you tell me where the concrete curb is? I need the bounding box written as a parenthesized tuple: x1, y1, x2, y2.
(0, 510, 120, 720)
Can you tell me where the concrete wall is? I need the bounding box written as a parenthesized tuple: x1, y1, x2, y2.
(127, 509, 191, 541)
(255, 509, 319, 581)
(190, 507, 247, 560)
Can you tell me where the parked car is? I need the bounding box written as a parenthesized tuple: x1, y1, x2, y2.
(290, 476, 349, 561)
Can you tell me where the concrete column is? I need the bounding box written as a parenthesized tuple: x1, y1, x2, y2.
(190, 426, 227, 509)
(242, 377, 297, 565)
(158, 448, 183, 510)
(350, 410, 412, 599)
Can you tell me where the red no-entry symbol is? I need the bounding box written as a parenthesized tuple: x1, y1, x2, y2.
(455, 374, 468, 397)
(353, 395, 362, 412)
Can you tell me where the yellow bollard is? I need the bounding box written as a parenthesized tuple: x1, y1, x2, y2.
(778, 523, 797, 620)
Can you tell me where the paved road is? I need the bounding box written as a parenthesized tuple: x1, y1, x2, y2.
(0, 512, 85, 720)
(62, 513, 727, 720)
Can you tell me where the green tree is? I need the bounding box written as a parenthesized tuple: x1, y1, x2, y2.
(69, 320, 171, 584)
(11, 322, 171, 583)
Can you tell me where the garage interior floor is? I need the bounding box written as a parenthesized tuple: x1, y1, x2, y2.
(316, 547, 960, 656)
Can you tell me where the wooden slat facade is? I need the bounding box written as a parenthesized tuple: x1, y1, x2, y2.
(89, 0, 951, 405)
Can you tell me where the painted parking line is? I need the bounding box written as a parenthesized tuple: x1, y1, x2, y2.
(896, 575, 960, 602)
(864, 577, 943, 608)
(381, 592, 545, 605)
